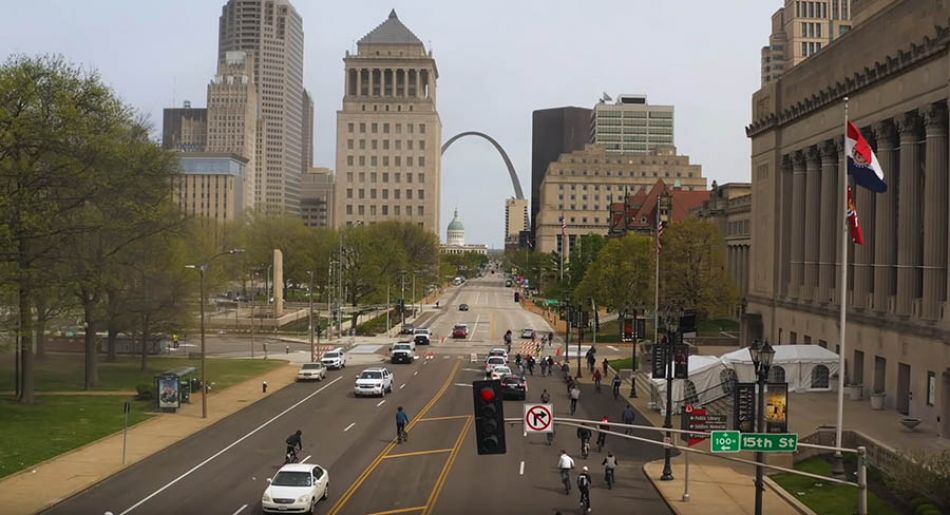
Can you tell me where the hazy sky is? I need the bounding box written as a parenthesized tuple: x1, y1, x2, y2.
(2, 0, 777, 247)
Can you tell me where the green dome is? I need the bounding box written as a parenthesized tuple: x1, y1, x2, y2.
(448, 209, 464, 231)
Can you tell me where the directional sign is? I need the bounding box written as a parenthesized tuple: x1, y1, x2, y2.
(740, 433, 798, 452)
(710, 430, 742, 453)
(523, 403, 553, 433)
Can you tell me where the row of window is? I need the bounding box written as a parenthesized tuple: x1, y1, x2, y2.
(596, 110, 673, 119)
(555, 169, 695, 178)
(347, 121, 426, 134)
(347, 139, 426, 151)
(801, 21, 823, 38)
(345, 204, 424, 217)
(346, 188, 426, 200)
(344, 155, 426, 168)
(345, 171, 425, 184)
(597, 119, 674, 127)
(596, 134, 674, 143)
(728, 220, 750, 236)
(796, 1, 827, 19)
(802, 41, 824, 57)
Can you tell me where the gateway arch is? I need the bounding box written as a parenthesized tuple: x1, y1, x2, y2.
(441, 131, 525, 199)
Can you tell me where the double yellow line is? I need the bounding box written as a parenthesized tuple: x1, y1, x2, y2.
(328, 360, 462, 515)
(421, 415, 472, 515)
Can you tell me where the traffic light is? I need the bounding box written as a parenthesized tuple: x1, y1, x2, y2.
(472, 379, 507, 455)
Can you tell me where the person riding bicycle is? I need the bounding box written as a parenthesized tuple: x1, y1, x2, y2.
(597, 416, 609, 450)
(612, 374, 622, 399)
(557, 450, 575, 494)
(395, 406, 409, 441)
(540, 388, 551, 404)
(577, 466, 593, 511)
(577, 426, 592, 457)
(592, 368, 602, 392)
(285, 430, 302, 461)
(602, 452, 618, 489)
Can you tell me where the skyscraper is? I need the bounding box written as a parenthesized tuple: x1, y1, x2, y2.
(531, 107, 591, 241)
(504, 198, 529, 250)
(334, 10, 442, 233)
(590, 94, 674, 153)
(162, 101, 207, 152)
(760, 0, 853, 85)
(218, 0, 305, 215)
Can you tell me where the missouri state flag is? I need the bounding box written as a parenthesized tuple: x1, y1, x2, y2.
(846, 121, 886, 192)
(847, 186, 865, 245)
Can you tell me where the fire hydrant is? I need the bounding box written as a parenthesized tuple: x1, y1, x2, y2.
(262, 381, 268, 393)
(285, 345, 290, 354)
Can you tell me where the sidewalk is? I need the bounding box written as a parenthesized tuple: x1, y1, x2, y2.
(0, 363, 299, 514)
(574, 367, 809, 515)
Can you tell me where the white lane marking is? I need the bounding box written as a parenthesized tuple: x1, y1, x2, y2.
(232, 504, 248, 515)
(413, 371, 418, 376)
(469, 314, 481, 340)
(301, 455, 311, 463)
(475, 292, 481, 305)
(443, 355, 450, 359)
(376, 399, 386, 407)
(343, 423, 355, 432)
(519, 461, 525, 476)
(453, 383, 472, 387)
(608, 345, 619, 351)
(400, 383, 406, 389)
(117, 376, 343, 515)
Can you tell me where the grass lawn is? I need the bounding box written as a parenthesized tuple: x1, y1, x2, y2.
(608, 357, 635, 371)
(771, 456, 900, 515)
(0, 396, 153, 479)
(0, 354, 283, 392)
(696, 318, 739, 336)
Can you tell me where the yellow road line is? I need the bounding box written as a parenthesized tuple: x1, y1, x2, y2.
(327, 360, 461, 515)
(422, 415, 473, 515)
(382, 448, 453, 459)
(416, 415, 470, 423)
(365, 506, 427, 515)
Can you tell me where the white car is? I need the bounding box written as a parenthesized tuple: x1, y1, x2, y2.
(490, 365, 513, 380)
(321, 348, 346, 369)
(296, 362, 327, 382)
(484, 356, 507, 374)
(354, 367, 394, 397)
(413, 327, 432, 338)
(262, 463, 328, 514)
(488, 348, 509, 362)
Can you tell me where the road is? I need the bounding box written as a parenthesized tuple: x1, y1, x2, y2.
(45, 276, 669, 515)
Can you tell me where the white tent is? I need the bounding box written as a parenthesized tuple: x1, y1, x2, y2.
(650, 355, 728, 415)
(720, 345, 840, 392)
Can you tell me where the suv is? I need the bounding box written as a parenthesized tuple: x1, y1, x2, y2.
(400, 324, 415, 335)
(321, 348, 346, 369)
(413, 328, 432, 346)
(353, 367, 393, 397)
(391, 342, 416, 364)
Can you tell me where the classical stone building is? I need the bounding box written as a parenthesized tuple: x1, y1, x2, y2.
(745, 0, 949, 436)
(334, 10, 442, 233)
(440, 209, 488, 255)
(535, 144, 707, 254)
(761, 0, 854, 85)
(692, 182, 752, 314)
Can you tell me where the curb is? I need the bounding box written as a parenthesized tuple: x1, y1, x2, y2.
(642, 460, 680, 515)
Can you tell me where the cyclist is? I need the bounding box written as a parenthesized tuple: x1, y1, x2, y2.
(602, 452, 618, 489)
(540, 388, 551, 404)
(577, 466, 593, 512)
(577, 425, 592, 458)
(557, 450, 575, 494)
(285, 430, 302, 462)
(612, 374, 622, 400)
(395, 406, 409, 443)
(592, 368, 602, 393)
(570, 383, 581, 415)
(622, 405, 636, 435)
(596, 416, 609, 451)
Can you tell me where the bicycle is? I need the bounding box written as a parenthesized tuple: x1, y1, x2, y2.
(581, 439, 590, 459)
(560, 469, 572, 494)
(284, 448, 300, 464)
(580, 488, 591, 511)
(397, 427, 408, 443)
(605, 467, 615, 490)
(612, 384, 620, 400)
(597, 433, 605, 453)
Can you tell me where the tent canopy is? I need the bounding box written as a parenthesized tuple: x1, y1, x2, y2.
(651, 355, 728, 415)
(720, 344, 839, 392)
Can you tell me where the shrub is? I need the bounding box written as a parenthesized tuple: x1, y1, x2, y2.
(135, 383, 153, 400)
(885, 450, 949, 510)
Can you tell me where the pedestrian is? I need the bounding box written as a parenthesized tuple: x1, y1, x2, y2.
(566, 376, 575, 395)
(539, 358, 547, 377)
(602, 358, 609, 377)
(515, 353, 522, 367)
(527, 356, 535, 376)
(586, 346, 597, 373)
(612, 375, 622, 400)
(548, 356, 556, 374)
(592, 368, 602, 392)
(570, 384, 581, 415)
(549, 331, 554, 345)
(622, 404, 636, 435)
(541, 388, 551, 404)
(577, 466, 592, 512)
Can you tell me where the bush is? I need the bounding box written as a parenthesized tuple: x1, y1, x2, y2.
(135, 383, 153, 400)
(885, 450, 949, 510)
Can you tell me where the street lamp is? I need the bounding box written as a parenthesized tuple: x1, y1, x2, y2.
(751, 338, 775, 515)
(660, 318, 677, 481)
(186, 248, 244, 419)
(307, 270, 316, 362)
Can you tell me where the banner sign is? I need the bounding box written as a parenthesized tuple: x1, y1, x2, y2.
(734, 382, 756, 433)
(651, 345, 668, 379)
(765, 382, 789, 433)
(673, 343, 689, 379)
(157, 374, 180, 410)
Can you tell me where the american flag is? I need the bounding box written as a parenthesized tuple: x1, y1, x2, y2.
(656, 217, 664, 251)
(560, 215, 567, 235)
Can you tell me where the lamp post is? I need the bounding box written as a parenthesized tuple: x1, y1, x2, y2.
(186, 248, 244, 419)
(630, 307, 639, 398)
(750, 339, 775, 515)
(308, 271, 315, 362)
(660, 320, 677, 481)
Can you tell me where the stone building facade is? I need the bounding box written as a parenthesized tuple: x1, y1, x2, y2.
(745, 0, 949, 436)
(761, 0, 854, 85)
(692, 182, 752, 314)
(300, 167, 334, 228)
(334, 10, 442, 233)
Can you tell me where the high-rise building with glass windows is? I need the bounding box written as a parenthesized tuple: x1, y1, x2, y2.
(589, 95, 674, 154)
(761, 0, 853, 85)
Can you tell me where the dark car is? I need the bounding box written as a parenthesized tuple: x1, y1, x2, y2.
(499, 376, 527, 400)
(400, 324, 415, 335)
(458, 303, 469, 311)
(391, 351, 413, 364)
(414, 334, 431, 346)
(505, 279, 512, 287)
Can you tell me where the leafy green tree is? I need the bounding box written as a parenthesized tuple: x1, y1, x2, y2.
(575, 233, 654, 316)
(568, 234, 607, 289)
(660, 218, 737, 319)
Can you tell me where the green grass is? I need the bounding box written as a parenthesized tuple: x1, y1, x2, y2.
(608, 357, 635, 371)
(0, 395, 154, 479)
(771, 456, 899, 515)
(0, 354, 283, 392)
(696, 318, 739, 335)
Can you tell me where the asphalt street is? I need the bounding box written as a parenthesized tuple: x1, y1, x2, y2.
(43, 276, 670, 515)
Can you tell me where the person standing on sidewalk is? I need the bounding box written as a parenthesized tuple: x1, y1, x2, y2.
(570, 384, 581, 415)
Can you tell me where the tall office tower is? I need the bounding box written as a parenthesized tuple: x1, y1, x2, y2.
(504, 198, 529, 250)
(301, 167, 335, 228)
(530, 107, 591, 241)
(302, 89, 314, 173)
(162, 101, 207, 152)
(207, 50, 258, 211)
(218, 0, 305, 215)
(590, 94, 674, 153)
(335, 10, 442, 233)
(761, 0, 853, 85)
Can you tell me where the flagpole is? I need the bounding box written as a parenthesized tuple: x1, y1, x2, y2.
(833, 97, 849, 476)
(654, 221, 660, 344)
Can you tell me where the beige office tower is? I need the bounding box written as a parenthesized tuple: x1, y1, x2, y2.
(218, 0, 305, 215)
(207, 50, 258, 212)
(590, 95, 674, 153)
(335, 10, 442, 232)
(504, 198, 529, 249)
(761, 0, 853, 85)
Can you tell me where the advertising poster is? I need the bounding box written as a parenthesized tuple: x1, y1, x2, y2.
(158, 374, 180, 410)
(765, 382, 789, 433)
(673, 344, 689, 379)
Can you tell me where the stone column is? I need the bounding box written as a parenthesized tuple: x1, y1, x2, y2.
(923, 103, 948, 320)
(872, 121, 898, 313)
(780, 156, 794, 298)
(803, 147, 821, 301)
(896, 112, 922, 317)
(355, 68, 362, 96)
(790, 151, 807, 299)
(415, 69, 421, 98)
(818, 140, 838, 303)
(852, 126, 876, 309)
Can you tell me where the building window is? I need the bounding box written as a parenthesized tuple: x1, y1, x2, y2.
(406, 189, 413, 199)
(359, 140, 366, 150)
(346, 205, 353, 215)
(359, 156, 365, 166)
(347, 139, 354, 150)
(370, 189, 377, 199)
(419, 123, 426, 134)
(359, 123, 366, 133)
(811, 365, 830, 389)
(407, 156, 413, 166)
(927, 371, 936, 406)
(371, 140, 378, 150)
(395, 140, 401, 150)
(383, 123, 390, 133)
(371, 123, 378, 133)
(358, 205, 364, 215)
(382, 205, 388, 215)
(394, 206, 400, 215)
(406, 172, 412, 183)
(395, 189, 401, 199)
(408, 140, 414, 150)
(383, 140, 390, 150)
(395, 156, 401, 166)
(419, 156, 425, 167)
(418, 206, 424, 216)
(358, 189, 365, 199)
(395, 123, 402, 133)
(346, 188, 353, 199)
(418, 173, 424, 182)
(370, 205, 377, 215)
(418, 189, 424, 199)
(347, 156, 354, 166)
(371, 156, 377, 166)
(348, 123, 354, 133)
(382, 189, 389, 199)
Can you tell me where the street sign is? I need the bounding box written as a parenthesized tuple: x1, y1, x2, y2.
(740, 433, 798, 452)
(710, 430, 741, 453)
(681, 405, 728, 446)
(523, 403, 553, 433)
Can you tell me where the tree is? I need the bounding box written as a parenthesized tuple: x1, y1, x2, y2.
(575, 233, 654, 315)
(568, 234, 607, 289)
(660, 218, 737, 319)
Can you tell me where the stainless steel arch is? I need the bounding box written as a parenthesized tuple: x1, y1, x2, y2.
(441, 131, 525, 199)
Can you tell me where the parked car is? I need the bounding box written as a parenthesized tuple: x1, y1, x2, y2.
(296, 362, 327, 382)
(400, 323, 415, 335)
(452, 324, 469, 339)
(458, 303, 469, 311)
(353, 367, 394, 397)
(321, 348, 346, 369)
(500, 376, 527, 400)
(261, 463, 328, 514)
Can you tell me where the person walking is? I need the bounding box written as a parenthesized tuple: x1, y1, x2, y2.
(527, 355, 536, 376)
(601, 358, 609, 377)
(570, 384, 581, 416)
(621, 405, 636, 435)
(548, 331, 554, 346)
(577, 466, 593, 512)
(612, 375, 622, 400)
(540, 357, 548, 377)
(585, 346, 597, 373)
(592, 368, 602, 393)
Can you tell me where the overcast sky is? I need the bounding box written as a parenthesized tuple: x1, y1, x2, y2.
(2, 0, 777, 247)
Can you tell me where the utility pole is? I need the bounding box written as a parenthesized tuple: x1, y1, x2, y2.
(400, 272, 406, 325)
(308, 271, 315, 362)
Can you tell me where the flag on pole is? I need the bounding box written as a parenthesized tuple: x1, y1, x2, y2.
(846, 121, 887, 192)
(560, 215, 567, 235)
(847, 186, 864, 245)
(656, 217, 665, 251)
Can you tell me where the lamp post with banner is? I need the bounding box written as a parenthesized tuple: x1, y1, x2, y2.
(750, 339, 776, 515)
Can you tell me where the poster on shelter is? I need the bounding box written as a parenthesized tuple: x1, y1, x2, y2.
(158, 374, 180, 410)
(765, 382, 789, 433)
